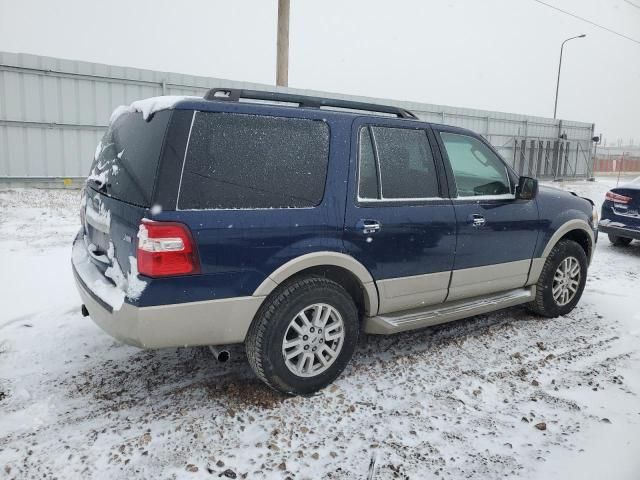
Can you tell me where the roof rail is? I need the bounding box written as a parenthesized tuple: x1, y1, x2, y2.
(203, 88, 418, 119)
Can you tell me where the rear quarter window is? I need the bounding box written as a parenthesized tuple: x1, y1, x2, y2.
(178, 112, 330, 209)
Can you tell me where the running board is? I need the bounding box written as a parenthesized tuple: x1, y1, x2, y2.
(364, 287, 536, 334)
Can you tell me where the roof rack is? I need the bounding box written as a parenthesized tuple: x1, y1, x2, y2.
(203, 88, 418, 119)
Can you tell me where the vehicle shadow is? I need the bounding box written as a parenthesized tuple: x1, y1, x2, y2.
(603, 241, 640, 258)
(65, 305, 532, 413)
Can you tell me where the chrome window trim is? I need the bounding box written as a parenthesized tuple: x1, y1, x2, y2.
(176, 206, 316, 212)
(451, 193, 516, 201)
(357, 196, 446, 203)
(370, 126, 384, 199)
(175, 110, 197, 210)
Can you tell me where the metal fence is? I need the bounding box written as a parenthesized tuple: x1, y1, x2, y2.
(0, 51, 596, 186)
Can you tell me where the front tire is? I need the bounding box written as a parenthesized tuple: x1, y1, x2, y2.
(608, 234, 632, 247)
(245, 276, 359, 395)
(527, 239, 588, 317)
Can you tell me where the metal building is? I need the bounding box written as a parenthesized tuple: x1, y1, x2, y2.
(0, 51, 596, 186)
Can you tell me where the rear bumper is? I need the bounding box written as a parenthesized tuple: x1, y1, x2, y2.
(598, 221, 640, 241)
(72, 237, 264, 348)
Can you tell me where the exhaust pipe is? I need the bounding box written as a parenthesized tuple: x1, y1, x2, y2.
(81, 304, 89, 317)
(208, 346, 230, 363)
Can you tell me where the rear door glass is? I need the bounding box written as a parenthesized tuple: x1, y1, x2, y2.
(178, 112, 330, 209)
(358, 125, 440, 200)
(88, 111, 170, 207)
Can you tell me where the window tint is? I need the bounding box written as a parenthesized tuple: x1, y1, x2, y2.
(358, 128, 379, 199)
(440, 133, 511, 197)
(178, 112, 330, 209)
(88, 111, 170, 207)
(365, 126, 439, 199)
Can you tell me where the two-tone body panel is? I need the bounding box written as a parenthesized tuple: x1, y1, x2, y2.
(73, 94, 597, 348)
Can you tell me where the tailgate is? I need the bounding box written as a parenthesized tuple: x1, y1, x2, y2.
(83, 187, 146, 281)
(79, 109, 171, 301)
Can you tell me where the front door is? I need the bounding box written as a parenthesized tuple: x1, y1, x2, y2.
(434, 128, 540, 301)
(343, 118, 456, 315)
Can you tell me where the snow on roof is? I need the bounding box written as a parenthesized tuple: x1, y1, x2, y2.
(109, 95, 199, 124)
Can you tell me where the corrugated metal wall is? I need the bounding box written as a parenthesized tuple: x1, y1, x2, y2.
(0, 51, 595, 182)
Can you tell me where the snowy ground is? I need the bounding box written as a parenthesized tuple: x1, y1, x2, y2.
(1, 177, 639, 479)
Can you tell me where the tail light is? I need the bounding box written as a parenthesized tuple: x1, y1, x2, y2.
(605, 191, 631, 204)
(137, 219, 200, 277)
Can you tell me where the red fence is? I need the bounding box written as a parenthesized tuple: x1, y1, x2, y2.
(594, 156, 640, 173)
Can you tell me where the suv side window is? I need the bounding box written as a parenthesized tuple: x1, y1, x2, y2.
(358, 126, 439, 200)
(439, 132, 511, 197)
(178, 112, 330, 209)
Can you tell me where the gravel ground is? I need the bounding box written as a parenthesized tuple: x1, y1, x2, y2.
(0, 177, 639, 479)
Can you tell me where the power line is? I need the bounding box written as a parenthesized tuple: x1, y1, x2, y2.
(623, 0, 640, 10)
(531, 0, 640, 45)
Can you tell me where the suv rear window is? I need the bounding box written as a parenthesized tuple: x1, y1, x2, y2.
(88, 111, 170, 207)
(178, 112, 330, 209)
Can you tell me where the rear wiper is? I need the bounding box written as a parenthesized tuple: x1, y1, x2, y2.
(90, 178, 109, 193)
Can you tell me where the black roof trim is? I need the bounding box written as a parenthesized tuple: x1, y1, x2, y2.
(203, 88, 418, 119)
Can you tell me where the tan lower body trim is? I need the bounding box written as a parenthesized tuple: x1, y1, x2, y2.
(77, 272, 264, 348)
(526, 258, 546, 286)
(376, 271, 450, 315)
(447, 260, 531, 302)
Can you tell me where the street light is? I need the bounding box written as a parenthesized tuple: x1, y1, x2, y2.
(553, 34, 586, 119)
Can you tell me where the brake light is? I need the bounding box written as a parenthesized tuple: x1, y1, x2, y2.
(137, 219, 200, 277)
(605, 191, 631, 204)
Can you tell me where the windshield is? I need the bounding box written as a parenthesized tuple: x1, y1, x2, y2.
(88, 111, 170, 207)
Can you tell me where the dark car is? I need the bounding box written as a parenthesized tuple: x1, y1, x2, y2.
(72, 88, 598, 395)
(599, 177, 640, 246)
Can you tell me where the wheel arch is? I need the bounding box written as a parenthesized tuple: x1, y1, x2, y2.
(529, 219, 595, 285)
(253, 252, 379, 316)
(541, 219, 594, 263)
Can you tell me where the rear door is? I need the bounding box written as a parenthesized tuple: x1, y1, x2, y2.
(434, 127, 539, 301)
(343, 118, 456, 315)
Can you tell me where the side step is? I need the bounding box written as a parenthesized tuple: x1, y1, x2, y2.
(364, 287, 536, 334)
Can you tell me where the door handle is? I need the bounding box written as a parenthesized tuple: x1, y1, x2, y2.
(356, 219, 381, 234)
(468, 214, 486, 228)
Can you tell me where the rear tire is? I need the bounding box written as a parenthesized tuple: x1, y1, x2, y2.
(527, 239, 588, 318)
(245, 276, 359, 395)
(608, 234, 632, 247)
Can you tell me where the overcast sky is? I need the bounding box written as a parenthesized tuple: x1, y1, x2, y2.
(1, 0, 638, 143)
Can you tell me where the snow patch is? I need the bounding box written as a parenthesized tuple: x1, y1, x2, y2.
(103, 242, 147, 302)
(108, 105, 132, 124)
(94, 141, 103, 161)
(84, 198, 111, 232)
(109, 95, 198, 123)
(126, 256, 147, 300)
(72, 240, 125, 310)
(86, 169, 109, 187)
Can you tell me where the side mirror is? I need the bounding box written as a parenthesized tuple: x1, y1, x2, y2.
(516, 176, 538, 200)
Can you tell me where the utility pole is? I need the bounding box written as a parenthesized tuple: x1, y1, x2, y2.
(276, 0, 290, 87)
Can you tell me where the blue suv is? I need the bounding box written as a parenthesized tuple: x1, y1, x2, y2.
(73, 89, 598, 395)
